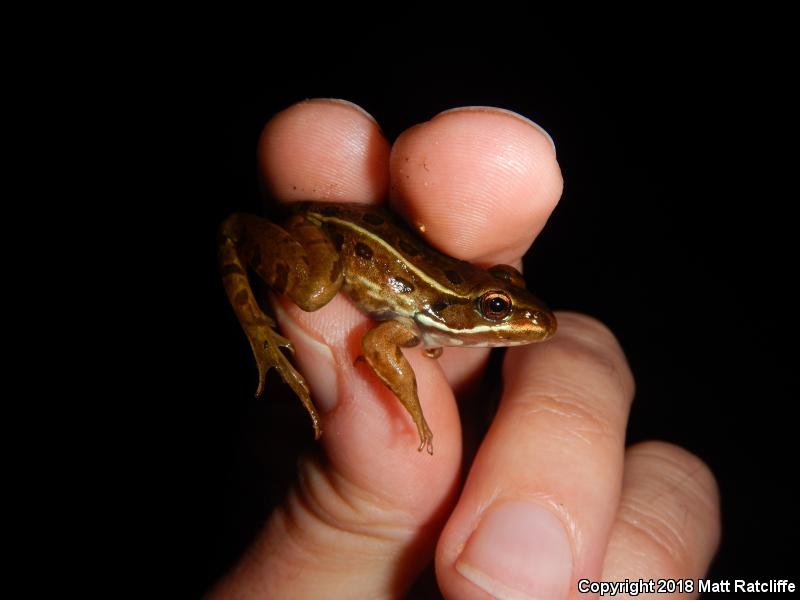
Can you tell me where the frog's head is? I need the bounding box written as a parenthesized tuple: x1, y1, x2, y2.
(469, 283, 557, 347)
(419, 264, 557, 348)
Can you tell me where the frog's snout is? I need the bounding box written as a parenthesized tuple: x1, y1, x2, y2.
(530, 309, 557, 340)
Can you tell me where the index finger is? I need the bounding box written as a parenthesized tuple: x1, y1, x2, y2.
(389, 107, 563, 267)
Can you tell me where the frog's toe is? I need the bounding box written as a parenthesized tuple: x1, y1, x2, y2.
(417, 423, 434, 455)
(273, 332, 295, 354)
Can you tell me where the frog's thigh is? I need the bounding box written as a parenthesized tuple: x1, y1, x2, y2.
(361, 319, 434, 454)
(222, 213, 343, 312)
(281, 214, 344, 310)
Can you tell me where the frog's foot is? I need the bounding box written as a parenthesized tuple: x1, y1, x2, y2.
(417, 419, 434, 455)
(247, 317, 321, 440)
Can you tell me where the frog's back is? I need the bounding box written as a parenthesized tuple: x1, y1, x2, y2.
(295, 202, 483, 296)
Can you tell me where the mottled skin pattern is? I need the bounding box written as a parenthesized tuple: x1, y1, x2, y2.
(219, 202, 556, 454)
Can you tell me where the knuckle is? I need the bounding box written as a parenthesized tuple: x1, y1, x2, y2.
(522, 389, 622, 448)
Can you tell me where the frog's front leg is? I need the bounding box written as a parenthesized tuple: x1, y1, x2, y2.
(361, 319, 434, 454)
(219, 213, 343, 440)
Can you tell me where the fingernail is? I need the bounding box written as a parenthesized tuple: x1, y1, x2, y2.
(455, 500, 573, 600)
(272, 301, 339, 412)
(307, 98, 379, 126)
(436, 106, 556, 154)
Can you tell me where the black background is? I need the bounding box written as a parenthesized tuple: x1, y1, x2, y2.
(152, 44, 796, 596)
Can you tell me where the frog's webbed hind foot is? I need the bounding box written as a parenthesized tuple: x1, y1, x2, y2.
(246, 316, 321, 439)
(248, 315, 295, 396)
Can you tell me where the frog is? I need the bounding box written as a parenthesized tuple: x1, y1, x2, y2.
(219, 202, 557, 454)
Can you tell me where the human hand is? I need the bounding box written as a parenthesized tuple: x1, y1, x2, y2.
(208, 100, 720, 599)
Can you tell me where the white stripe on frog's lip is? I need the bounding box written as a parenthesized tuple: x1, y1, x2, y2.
(415, 313, 535, 339)
(421, 328, 533, 348)
(309, 211, 472, 298)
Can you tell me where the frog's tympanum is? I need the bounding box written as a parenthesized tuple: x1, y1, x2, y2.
(219, 202, 556, 454)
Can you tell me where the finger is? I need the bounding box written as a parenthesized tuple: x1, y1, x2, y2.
(211, 100, 463, 599)
(390, 107, 562, 391)
(259, 98, 390, 203)
(601, 441, 720, 598)
(436, 313, 635, 600)
(390, 106, 562, 266)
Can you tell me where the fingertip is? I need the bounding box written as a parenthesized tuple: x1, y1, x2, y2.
(625, 440, 721, 546)
(436, 106, 557, 155)
(259, 98, 390, 203)
(389, 106, 563, 264)
(602, 441, 721, 581)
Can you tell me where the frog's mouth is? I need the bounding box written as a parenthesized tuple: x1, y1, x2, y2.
(417, 313, 556, 348)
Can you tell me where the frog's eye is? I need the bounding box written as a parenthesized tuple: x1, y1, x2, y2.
(479, 291, 512, 321)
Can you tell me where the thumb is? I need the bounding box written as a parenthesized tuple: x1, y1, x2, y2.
(207, 295, 463, 598)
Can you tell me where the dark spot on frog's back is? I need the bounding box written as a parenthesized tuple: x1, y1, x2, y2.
(398, 239, 419, 256)
(362, 212, 384, 226)
(431, 300, 448, 313)
(273, 262, 289, 294)
(332, 232, 345, 251)
(445, 269, 463, 285)
(355, 242, 373, 260)
(234, 289, 248, 306)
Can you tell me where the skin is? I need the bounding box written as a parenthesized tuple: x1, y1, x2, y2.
(208, 99, 720, 599)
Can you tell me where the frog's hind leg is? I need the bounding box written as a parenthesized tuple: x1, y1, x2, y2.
(218, 213, 344, 440)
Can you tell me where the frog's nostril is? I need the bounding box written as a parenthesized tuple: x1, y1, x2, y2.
(531, 311, 548, 326)
(531, 310, 556, 338)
